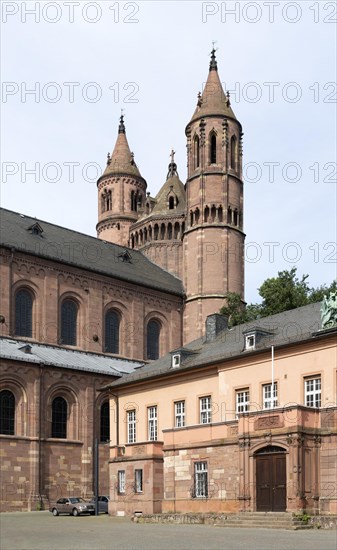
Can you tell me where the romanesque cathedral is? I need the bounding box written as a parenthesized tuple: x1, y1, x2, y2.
(1, 52, 335, 518)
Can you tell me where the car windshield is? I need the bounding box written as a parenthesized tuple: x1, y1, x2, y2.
(69, 498, 85, 503)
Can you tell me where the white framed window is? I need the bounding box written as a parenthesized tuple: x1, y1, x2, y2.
(236, 389, 249, 416)
(118, 470, 125, 494)
(175, 401, 185, 428)
(194, 461, 208, 498)
(127, 409, 136, 443)
(135, 469, 143, 493)
(245, 334, 255, 350)
(172, 354, 181, 368)
(305, 377, 321, 408)
(263, 383, 278, 409)
(148, 406, 158, 441)
(199, 396, 212, 424)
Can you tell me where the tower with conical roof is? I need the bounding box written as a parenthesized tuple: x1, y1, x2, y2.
(129, 151, 186, 279)
(183, 49, 245, 343)
(96, 115, 147, 246)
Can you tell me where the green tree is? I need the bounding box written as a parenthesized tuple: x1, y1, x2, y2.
(258, 267, 310, 316)
(220, 268, 336, 327)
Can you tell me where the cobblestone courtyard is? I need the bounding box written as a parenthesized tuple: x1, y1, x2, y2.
(1, 512, 336, 550)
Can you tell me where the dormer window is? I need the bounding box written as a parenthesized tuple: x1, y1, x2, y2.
(28, 222, 43, 236)
(245, 334, 255, 350)
(172, 354, 181, 368)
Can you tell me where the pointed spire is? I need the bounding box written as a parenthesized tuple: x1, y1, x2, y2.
(166, 149, 178, 179)
(209, 47, 218, 71)
(187, 48, 237, 125)
(118, 111, 126, 134)
(101, 115, 143, 179)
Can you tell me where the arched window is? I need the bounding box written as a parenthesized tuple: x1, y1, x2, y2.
(51, 396, 67, 439)
(154, 224, 159, 240)
(15, 288, 33, 337)
(210, 133, 217, 164)
(105, 310, 120, 354)
(160, 223, 166, 240)
(0, 390, 15, 435)
(194, 135, 200, 169)
(218, 206, 223, 222)
(195, 208, 200, 225)
(231, 135, 237, 170)
(167, 223, 172, 240)
(204, 206, 209, 223)
(100, 401, 110, 442)
(147, 320, 160, 360)
(60, 299, 78, 346)
(169, 196, 175, 210)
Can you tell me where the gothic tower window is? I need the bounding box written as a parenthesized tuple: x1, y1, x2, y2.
(167, 223, 172, 240)
(169, 196, 175, 210)
(100, 401, 110, 442)
(234, 209, 238, 226)
(154, 224, 159, 240)
(105, 310, 120, 354)
(231, 135, 237, 170)
(60, 299, 78, 346)
(204, 206, 210, 223)
(51, 396, 67, 439)
(218, 206, 223, 222)
(194, 135, 200, 169)
(195, 208, 200, 224)
(210, 133, 217, 164)
(147, 319, 160, 360)
(15, 288, 33, 338)
(0, 390, 15, 435)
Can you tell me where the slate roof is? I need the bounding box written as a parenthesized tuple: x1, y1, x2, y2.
(0, 208, 184, 296)
(106, 302, 327, 388)
(0, 337, 144, 377)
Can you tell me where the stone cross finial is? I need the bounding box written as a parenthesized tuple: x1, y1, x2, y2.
(170, 149, 175, 163)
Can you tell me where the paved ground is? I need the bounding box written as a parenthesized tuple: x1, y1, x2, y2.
(1, 512, 336, 550)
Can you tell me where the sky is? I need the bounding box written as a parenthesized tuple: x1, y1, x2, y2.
(1, 0, 336, 303)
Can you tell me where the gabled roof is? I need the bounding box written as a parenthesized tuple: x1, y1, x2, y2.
(151, 174, 186, 216)
(0, 208, 184, 296)
(0, 337, 144, 377)
(105, 302, 327, 389)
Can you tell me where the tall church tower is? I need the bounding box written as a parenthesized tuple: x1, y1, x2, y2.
(183, 50, 245, 343)
(96, 115, 147, 246)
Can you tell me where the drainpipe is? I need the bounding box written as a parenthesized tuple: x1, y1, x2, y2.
(9, 247, 15, 335)
(38, 364, 44, 509)
(109, 392, 119, 446)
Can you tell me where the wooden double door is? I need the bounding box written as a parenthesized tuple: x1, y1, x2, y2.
(256, 448, 286, 511)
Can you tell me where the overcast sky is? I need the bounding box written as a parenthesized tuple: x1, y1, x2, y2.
(2, 0, 336, 303)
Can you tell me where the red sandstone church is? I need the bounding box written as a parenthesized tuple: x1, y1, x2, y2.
(0, 51, 336, 517)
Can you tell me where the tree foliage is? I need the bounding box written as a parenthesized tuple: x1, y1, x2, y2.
(220, 268, 337, 327)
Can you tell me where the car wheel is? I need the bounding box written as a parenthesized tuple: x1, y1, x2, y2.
(72, 508, 79, 517)
(52, 508, 59, 516)
(90, 511, 95, 515)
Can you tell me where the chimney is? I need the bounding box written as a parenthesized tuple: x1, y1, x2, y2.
(205, 314, 228, 342)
